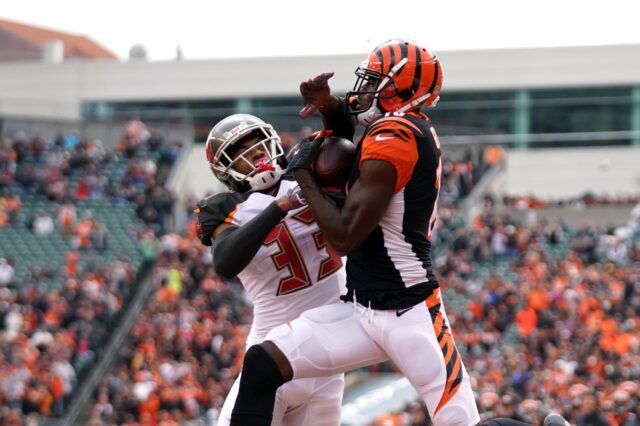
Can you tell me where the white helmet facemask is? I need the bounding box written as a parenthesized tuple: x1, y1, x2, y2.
(225, 139, 285, 191)
(212, 121, 285, 191)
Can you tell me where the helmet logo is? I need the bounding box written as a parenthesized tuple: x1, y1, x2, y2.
(224, 123, 248, 139)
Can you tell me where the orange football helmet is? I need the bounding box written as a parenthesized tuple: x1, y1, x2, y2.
(347, 39, 443, 125)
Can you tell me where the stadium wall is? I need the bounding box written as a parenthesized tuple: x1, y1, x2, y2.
(492, 146, 640, 198)
(2, 44, 640, 120)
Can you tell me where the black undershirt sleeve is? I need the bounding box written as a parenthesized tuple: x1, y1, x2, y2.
(211, 202, 287, 280)
(322, 97, 356, 141)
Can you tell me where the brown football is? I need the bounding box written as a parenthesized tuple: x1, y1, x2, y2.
(313, 136, 356, 188)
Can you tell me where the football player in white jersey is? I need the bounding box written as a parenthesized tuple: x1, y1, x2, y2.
(194, 114, 346, 426)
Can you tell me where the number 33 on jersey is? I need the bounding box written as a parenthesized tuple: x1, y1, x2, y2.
(204, 178, 345, 342)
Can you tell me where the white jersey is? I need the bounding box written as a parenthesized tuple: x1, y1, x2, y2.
(207, 178, 345, 347)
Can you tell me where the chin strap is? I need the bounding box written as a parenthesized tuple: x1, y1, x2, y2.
(379, 57, 408, 90)
(357, 105, 381, 126)
(247, 163, 284, 191)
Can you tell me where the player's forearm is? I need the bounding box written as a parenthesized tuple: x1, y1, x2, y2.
(212, 202, 287, 279)
(294, 170, 354, 255)
(321, 96, 356, 141)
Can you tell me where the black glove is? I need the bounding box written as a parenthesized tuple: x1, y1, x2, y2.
(287, 134, 324, 172)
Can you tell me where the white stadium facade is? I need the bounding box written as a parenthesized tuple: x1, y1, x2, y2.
(1, 43, 639, 200)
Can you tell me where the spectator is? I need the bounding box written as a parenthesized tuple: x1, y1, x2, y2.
(0, 258, 14, 286)
(0, 139, 17, 189)
(32, 210, 54, 237)
(56, 200, 76, 236)
(576, 392, 611, 426)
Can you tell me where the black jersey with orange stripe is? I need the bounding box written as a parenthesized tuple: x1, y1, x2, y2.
(340, 112, 442, 309)
(195, 191, 251, 245)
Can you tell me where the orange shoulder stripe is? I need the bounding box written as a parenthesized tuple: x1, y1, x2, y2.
(369, 115, 423, 135)
(224, 204, 239, 224)
(360, 120, 418, 193)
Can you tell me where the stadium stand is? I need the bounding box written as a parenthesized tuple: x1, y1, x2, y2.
(0, 123, 182, 424)
(369, 197, 640, 425)
(84, 150, 499, 426)
(4, 120, 638, 425)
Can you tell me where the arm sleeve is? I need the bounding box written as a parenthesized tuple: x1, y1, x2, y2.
(321, 97, 356, 141)
(211, 202, 287, 280)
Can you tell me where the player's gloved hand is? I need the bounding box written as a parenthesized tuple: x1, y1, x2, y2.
(276, 186, 307, 212)
(299, 72, 334, 118)
(286, 133, 325, 172)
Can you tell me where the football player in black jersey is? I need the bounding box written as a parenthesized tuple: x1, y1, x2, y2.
(229, 40, 568, 426)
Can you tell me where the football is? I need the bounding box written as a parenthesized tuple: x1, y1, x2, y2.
(313, 136, 356, 188)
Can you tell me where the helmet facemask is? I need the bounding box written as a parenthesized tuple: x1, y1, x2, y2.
(347, 57, 409, 126)
(209, 121, 286, 192)
(347, 62, 383, 126)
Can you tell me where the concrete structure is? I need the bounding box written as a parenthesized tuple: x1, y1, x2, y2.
(2, 44, 640, 121)
(2, 43, 639, 202)
(491, 146, 640, 198)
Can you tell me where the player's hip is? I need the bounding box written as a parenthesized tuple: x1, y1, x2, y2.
(341, 281, 438, 310)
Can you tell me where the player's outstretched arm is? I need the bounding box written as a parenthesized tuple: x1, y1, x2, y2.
(201, 195, 303, 280)
(320, 96, 356, 141)
(210, 202, 285, 279)
(294, 159, 395, 255)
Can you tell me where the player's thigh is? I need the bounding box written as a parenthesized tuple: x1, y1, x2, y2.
(266, 302, 388, 379)
(383, 295, 480, 426)
(216, 374, 288, 426)
(281, 374, 344, 426)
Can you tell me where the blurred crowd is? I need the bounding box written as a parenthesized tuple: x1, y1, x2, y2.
(8, 122, 637, 426)
(372, 197, 640, 425)
(0, 260, 139, 422)
(0, 122, 182, 424)
(0, 122, 178, 236)
(86, 226, 250, 426)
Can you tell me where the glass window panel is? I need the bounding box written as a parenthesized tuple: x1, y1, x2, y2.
(530, 87, 631, 134)
(429, 90, 515, 136)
